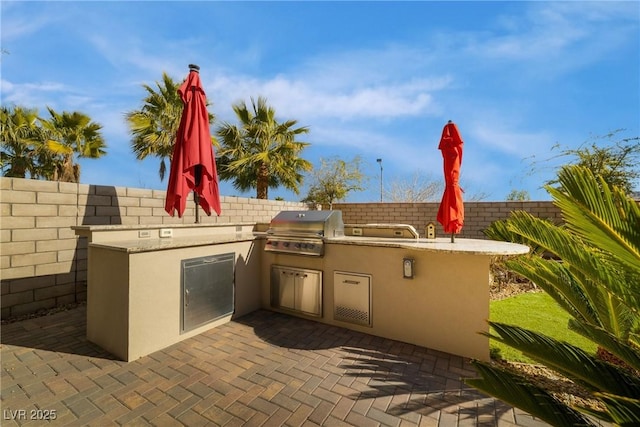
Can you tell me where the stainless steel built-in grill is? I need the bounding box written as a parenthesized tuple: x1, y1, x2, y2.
(264, 210, 344, 256)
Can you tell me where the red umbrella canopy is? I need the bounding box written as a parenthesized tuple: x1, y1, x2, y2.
(165, 66, 221, 218)
(436, 121, 464, 235)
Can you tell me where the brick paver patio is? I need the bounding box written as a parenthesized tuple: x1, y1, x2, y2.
(1, 307, 548, 426)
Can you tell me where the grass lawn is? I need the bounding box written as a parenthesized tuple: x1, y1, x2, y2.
(489, 292, 598, 363)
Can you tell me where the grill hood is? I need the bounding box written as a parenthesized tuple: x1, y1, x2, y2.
(267, 210, 344, 238)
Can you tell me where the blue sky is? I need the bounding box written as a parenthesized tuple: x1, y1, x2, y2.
(2, 1, 639, 202)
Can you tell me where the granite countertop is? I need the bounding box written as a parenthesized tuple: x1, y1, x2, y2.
(327, 236, 530, 256)
(89, 232, 260, 253)
(73, 223, 257, 231)
(87, 230, 529, 257)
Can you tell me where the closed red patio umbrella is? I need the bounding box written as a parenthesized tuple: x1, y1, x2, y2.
(436, 120, 464, 242)
(165, 64, 221, 222)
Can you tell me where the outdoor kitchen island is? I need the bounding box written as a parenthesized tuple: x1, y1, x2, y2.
(260, 229, 529, 362)
(76, 216, 528, 363)
(74, 223, 263, 362)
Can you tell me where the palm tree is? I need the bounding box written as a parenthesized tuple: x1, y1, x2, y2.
(466, 165, 640, 426)
(126, 72, 216, 181)
(216, 96, 311, 199)
(0, 105, 45, 178)
(41, 107, 106, 182)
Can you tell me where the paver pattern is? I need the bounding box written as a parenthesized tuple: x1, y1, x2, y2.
(1, 307, 549, 426)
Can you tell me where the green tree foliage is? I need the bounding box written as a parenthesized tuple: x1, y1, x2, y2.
(302, 156, 365, 208)
(1, 105, 106, 182)
(506, 189, 531, 201)
(126, 72, 216, 181)
(41, 107, 106, 182)
(540, 130, 640, 194)
(216, 97, 311, 199)
(1, 105, 44, 177)
(467, 165, 640, 426)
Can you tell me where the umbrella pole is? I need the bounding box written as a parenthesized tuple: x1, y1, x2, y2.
(194, 164, 202, 224)
(451, 233, 455, 243)
(194, 192, 200, 224)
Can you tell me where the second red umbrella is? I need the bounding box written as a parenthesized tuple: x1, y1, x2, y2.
(436, 120, 464, 242)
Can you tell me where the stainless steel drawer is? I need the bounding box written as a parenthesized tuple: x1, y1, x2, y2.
(334, 271, 371, 327)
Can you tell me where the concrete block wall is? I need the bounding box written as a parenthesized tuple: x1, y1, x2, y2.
(0, 177, 306, 319)
(331, 201, 562, 239)
(1, 175, 566, 319)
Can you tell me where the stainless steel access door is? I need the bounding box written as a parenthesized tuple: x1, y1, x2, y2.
(181, 253, 235, 333)
(271, 265, 322, 317)
(334, 271, 372, 327)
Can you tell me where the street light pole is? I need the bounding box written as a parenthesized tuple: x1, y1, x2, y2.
(376, 158, 383, 202)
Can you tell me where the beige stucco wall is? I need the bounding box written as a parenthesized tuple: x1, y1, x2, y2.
(329, 244, 490, 361)
(86, 247, 130, 358)
(261, 240, 493, 361)
(87, 240, 261, 361)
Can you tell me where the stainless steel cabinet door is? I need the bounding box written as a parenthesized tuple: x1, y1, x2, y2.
(274, 268, 296, 310)
(296, 270, 322, 316)
(182, 253, 235, 332)
(271, 265, 322, 317)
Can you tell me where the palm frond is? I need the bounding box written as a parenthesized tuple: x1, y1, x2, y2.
(126, 72, 185, 179)
(550, 166, 640, 272)
(568, 319, 640, 371)
(472, 164, 640, 426)
(595, 393, 640, 425)
(507, 254, 637, 338)
(484, 218, 545, 254)
(45, 139, 73, 155)
(506, 211, 640, 317)
(505, 256, 602, 327)
(216, 96, 310, 198)
(486, 322, 640, 398)
(465, 361, 592, 427)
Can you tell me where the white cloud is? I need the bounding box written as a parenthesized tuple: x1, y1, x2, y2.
(266, 78, 441, 120)
(0, 5, 54, 40)
(1, 80, 68, 109)
(207, 55, 452, 124)
(466, 2, 639, 74)
(305, 124, 444, 177)
(469, 121, 552, 157)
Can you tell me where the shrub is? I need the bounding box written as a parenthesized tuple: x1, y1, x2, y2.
(465, 165, 640, 426)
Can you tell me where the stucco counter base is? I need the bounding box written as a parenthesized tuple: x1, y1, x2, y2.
(84, 232, 262, 362)
(262, 237, 529, 362)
